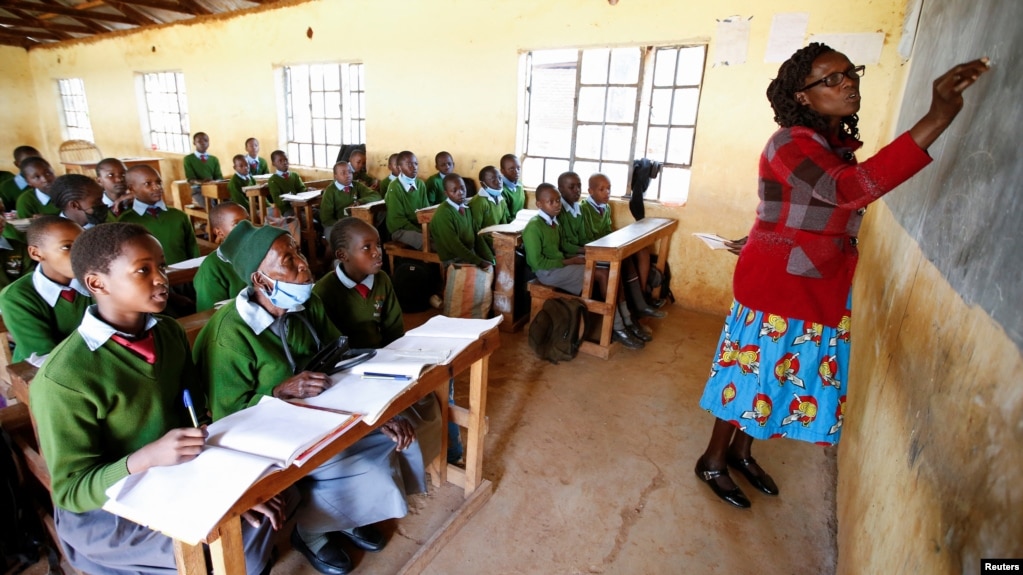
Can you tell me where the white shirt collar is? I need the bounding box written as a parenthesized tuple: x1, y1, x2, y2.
(194, 151, 208, 160)
(215, 246, 230, 263)
(77, 305, 158, 351)
(445, 198, 467, 211)
(275, 169, 288, 177)
(14, 174, 27, 189)
(132, 198, 168, 216)
(32, 265, 89, 307)
(59, 212, 93, 229)
(334, 264, 374, 291)
(585, 196, 607, 212)
(398, 173, 417, 190)
(334, 180, 352, 191)
(236, 171, 252, 180)
(235, 287, 306, 335)
(245, 154, 260, 164)
(561, 198, 581, 217)
(537, 211, 557, 226)
(101, 194, 115, 207)
(35, 189, 51, 206)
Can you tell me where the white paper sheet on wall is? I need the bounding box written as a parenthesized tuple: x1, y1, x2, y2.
(808, 33, 886, 65)
(765, 13, 809, 63)
(714, 15, 751, 66)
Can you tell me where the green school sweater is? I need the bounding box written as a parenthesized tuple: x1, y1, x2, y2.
(228, 173, 257, 211)
(313, 269, 403, 349)
(0, 170, 13, 183)
(0, 273, 91, 362)
(183, 153, 223, 181)
(580, 200, 612, 242)
(30, 317, 197, 512)
(118, 207, 200, 265)
(353, 170, 377, 190)
(16, 189, 61, 219)
(193, 251, 246, 312)
(557, 208, 588, 255)
(425, 173, 447, 206)
(267, 173, 306, 217)
(522, 216, 567, 272)
(384, 178, 430, 235)
(468, 194, 507, 251)
(0, 238, 33, 290)
(320, 181, 383, 228)
(502, 183, 526, 220)
(193, 293, 340, 420)
(248, 157, 270, 176)
(0, 178, 27, 211)
(431, 202, 494, 266)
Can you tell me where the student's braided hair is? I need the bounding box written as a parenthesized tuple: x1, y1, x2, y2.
(71, 222, 153, 285)
(50, 174, 98, 211)
(328, 217, 375, 254)
(766, 42, 860, 141)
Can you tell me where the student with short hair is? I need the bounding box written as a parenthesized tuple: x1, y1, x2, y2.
(347, 148, 378, 191)
(195, 221, 426, 575)
(0, 216, 89, 362)
(267, 150, 305, 217)
(379, 153, 400, 195)
(0, 145, 41, 210)
(555, 171, 587, 256)
(95, 158, 133, 216)
(320, 161, 382, 237)
(118, 165, 199, 265)
(193, 202, 249, 311)
(51, 174, 111, 229)
(183, 132, 223, 206)
(384, 151, 430, 249)
(424, 151, 455, 205)
(523, 184, 643, 349)
(431, 174, 493, 268)
(29, 223, 284, 575)
(468, 166, 509, 251)
(15, 157, 59, 219)
(244, 137, 269, 176)
(228, 154, 257, 211)
(0, 211, 33, 289)
(499, 153, 525, 219)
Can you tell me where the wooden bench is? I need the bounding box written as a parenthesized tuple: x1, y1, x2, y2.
(184, 180, 232, 236)
(383, 205, 442, 272)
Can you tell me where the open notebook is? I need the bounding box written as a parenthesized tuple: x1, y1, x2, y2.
(477, 209, 539, 235)
(103, 397, 360, 544)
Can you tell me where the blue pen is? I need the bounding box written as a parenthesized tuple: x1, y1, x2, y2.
(362, 372, 412, 381)
(183, 389, 200, 428)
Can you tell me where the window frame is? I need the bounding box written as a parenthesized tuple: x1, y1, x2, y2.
(278, 62, 366, 169)
(56, 78, 95, 143)
(137, 71, 191, 155)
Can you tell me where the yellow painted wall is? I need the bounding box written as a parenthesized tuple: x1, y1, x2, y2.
(0, 46, 43, 173)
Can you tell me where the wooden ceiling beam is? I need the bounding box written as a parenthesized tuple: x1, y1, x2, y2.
(0, 1, 137, 25)
(105, 1, 158, 25)
(3, 6, 75, 38)
(0, 31, 44, 47)
(0, 24, 63, 38)
(176, 0, 212, 16)
(110, 0, 199, 15)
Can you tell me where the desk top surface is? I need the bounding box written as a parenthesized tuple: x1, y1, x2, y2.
(585, 217, 677, 250)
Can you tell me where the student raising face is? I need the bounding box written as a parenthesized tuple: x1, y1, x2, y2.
(29, 220, 82, 285)
(25, 162, 56, 194)
(588, 174, 611, 205)
(399, 154, 419, 179)
(97, 162, 128, 198)
(444, 176, 467, 205)
(337, 222, 383, 282)
(90, 234, 170, 319)
(127, 167, 164, 205)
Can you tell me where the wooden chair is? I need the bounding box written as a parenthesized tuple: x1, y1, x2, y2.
(244, 184, 269, 225)
(383, 205, 442, 273)
(58, 140, 103, 165)
(169, 180, 193, 211)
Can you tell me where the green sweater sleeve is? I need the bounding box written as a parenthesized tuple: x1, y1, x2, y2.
(16, 190, 61, 219)
(425, 174, 446, 205)
(432, 203, 489, 266)
(377, 274, 405, 346)
(385, 179, 429, 235)
(267, 174, 306, 216)
(354, 181, 382, 205)
(0, 275, 91, 362)
(227, 174, 254, 211)
(522, 217, 566, 272)
(581, 202, 612, 240)
(557, 211, 587, 255)
(319, 183, 344, 228)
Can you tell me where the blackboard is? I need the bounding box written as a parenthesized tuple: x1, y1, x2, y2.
(885, 0, 1023, 350)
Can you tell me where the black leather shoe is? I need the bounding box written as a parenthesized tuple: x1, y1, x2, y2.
(694, 460, 751, 508)
(341, 525, 386, 553)
(637, 305, 667, 319)
(612, 328, 645, 349)
(727, 456, 779, 496)
(626, 322, 653, 342)
(291, 530, 353, 575)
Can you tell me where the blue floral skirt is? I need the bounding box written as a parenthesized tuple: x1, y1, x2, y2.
(698, 297, 851, 446)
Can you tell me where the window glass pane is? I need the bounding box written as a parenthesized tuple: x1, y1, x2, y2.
(326, 119, 342, 145)
(649, 88, 671, 125)
(314, 145, 327, 169)
(601, 125, 633, 161)
(312, 119, 326, 145)
(543, 158, 570, 184)
(323, 65, 341, 91)
(327, 145, 342, 165)
(309, 65, 324, 91)
(676, 46, 705, 85)
(575, 125, 603, 160)
(521, 156, 545, 189)
(671, 88, 700, 125)
(288, 143, 299, 161)
(645, 126, 668, 162)
(605, 87, 636, 123)
(580, 49, 609, 84)
(311, 93, 325, 119)
(608, 48, 640, 84)
(658, 166, 690, 204)
(573, 161, 600, 182)
(601, 163, 629, 195)
(577, 87, 606, 122)
(324, 91, 341, 119)
(528, 64, 575, 156)
(667, 127, 695, 165)
(653, 48, 677, 87)
(299, 143, 313, 167)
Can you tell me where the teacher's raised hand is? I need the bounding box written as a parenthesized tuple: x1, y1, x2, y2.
(911, 57, 991, 150)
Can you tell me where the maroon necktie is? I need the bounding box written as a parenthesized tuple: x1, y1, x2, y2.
(146, 207, 161, 218)
(343, 186, 351, 194)
(201, 154, 207, 163)
(282, 172, 290, 179)
(110, 330, 157, 365)
(408, 185, 415, 193)
(549, 221, 556, 228)
(59, 288, 77, 303)
(354, 284, 370, 298)
(458, 206, 465, 215)
(597, 205, 605, 216)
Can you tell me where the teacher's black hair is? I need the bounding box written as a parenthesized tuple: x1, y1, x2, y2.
(767, 42, 860, 141)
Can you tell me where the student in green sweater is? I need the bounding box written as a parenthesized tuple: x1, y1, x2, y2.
(29, 222, 284, 575)
(499, 153, 525, 219)
(431, 174, 494, 268)
(347, 148, 378, 191)
(95, 158, 133, 217)
(378, 152, 399, 198)
(195, 221, 430, 575)
(384, 151, 430, 249)
(267, 150, 305, 217)
(468, 166, 508, 253)
(193, 202, 249, 311)
(0, 217, 89, 362)
(52, 174, 112, 229)
(14, 156, 60, 219)
(228, 154, 257, 211)
(0, 145, 41, 211)
(556, 171, 588, 256)
(523, 183, 643, 349)
(244, 137, 270, 176)
(320, 161, 382, 238)
(118, 165, 199, 265)
(0, 211, 33, 290)
(424, 151, 455, 205)
(183, 131, 223, 206)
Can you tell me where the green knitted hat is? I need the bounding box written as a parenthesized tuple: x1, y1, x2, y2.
(223, 220, 288, 286)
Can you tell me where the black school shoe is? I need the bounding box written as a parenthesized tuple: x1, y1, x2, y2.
(727, 456, 780, 496)
(290, 530, 353, 575)
(694, 459, 751, 509)
(612, 328, 645, 349)
(340, 525, 387, 553)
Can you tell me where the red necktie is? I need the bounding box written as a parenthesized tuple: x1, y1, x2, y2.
(110, 330, 157, 365)
(549, 221, 556, 228)
(354, 284, 370, 298)
(343, 186, 351, 194)
(282, 172, 289, 179)
(408, 185, 415, 193)
(201, 154, 207, 163)
(458, 206, 465, 215)
(146, 207, 161, 218)
(59, 288, 77, 303)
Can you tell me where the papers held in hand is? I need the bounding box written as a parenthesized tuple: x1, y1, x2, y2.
(692, 233, 731, 250)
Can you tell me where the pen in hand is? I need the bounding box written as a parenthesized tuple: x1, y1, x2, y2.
(183, 389, 200, 428)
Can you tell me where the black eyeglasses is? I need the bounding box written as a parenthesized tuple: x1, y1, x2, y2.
(800, 65, 865, 91)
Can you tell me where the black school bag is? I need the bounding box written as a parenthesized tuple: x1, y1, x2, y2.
(528, 298, 589, 364)
(392, 260, 434, 312)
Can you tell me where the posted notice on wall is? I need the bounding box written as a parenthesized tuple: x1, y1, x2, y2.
(714, 15, 751, 66)
(765, 13, 808, 62)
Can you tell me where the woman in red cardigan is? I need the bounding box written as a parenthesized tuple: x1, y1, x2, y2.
(694, 43, 990, 508)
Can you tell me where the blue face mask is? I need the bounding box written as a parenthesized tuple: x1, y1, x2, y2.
(398, 173, 417, 189)
(259, 272, 313, 311)
(482, 185, 503, 198)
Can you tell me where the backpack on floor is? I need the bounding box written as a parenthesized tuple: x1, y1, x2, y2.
(528, 298, 589, 364)
(392, 260, 435, 312)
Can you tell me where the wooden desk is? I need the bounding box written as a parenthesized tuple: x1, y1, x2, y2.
(173, 326, 500, 575)
(283, 191, 324, 273)
(62, 157, 162, 177)
(580, 217, 677, 359)
(488, 231, 528, 333)
(348, 199, 387, 228)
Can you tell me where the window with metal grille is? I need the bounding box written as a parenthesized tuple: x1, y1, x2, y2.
(518, 45, 706, 204)
(56, 78, 94, 142)
(282, 63, 365, 169)
(139, 71, 190, 154)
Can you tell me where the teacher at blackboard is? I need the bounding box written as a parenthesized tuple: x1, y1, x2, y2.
(694, 42, 990, 508)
